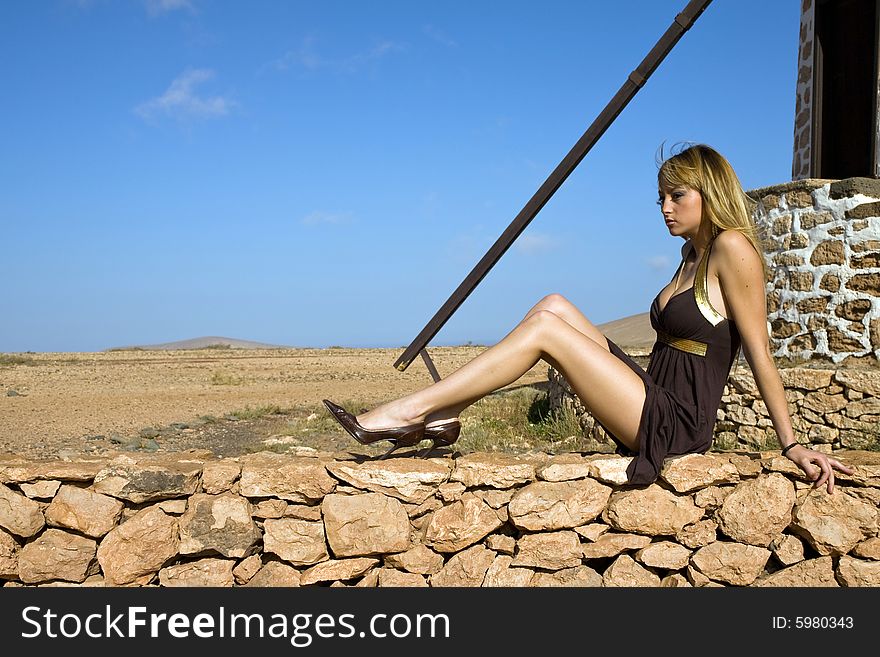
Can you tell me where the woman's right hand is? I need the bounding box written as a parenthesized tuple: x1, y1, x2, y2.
(785, 444, 855, 494)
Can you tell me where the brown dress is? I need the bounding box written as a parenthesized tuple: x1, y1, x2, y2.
(600, 238, 742, 485)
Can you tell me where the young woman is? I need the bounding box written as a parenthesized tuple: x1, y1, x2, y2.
(324, 143, 854, 493)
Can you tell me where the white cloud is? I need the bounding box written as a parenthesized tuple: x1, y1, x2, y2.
(135, 69, 233, 121)
(268, 36, 405, 75)
(423, 25, 458, 48)
(354, 41, 403, 64)
(646, 255, 671, 271)
(145, 0, 195, 15)
(270, 37, 323, 72)
(514, 232, 561, 255)
(301, 211, 354, 226)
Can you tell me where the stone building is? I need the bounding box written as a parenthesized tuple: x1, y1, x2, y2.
(550, 0, 880, 452)
(763, 0, 880, 363)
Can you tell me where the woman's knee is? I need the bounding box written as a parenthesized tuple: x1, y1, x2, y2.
(522, 308, 564, 336)
(535, 293, 572, 314)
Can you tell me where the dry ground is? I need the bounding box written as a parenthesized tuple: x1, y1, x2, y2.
(0, 347, 550, 460)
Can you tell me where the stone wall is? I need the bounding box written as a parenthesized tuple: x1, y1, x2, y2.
(548, 365, 880, 454)
(750, 177, 880, 363)
(1, 449, 878, 588)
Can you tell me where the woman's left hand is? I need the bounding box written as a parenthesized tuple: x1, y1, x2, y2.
(785, 445, 856, 494)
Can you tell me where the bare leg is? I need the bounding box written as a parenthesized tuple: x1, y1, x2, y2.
(521, 293, 611, 351)
(382, 293, 611, 428)
(356, 305, 646, 450)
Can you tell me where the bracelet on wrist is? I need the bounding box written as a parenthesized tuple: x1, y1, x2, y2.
(780, 442, 802, 457)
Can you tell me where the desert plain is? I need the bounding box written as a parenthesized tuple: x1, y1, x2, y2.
(0, 346, 550, 460)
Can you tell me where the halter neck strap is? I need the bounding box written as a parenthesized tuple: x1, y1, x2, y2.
(694, 238, 725, 326)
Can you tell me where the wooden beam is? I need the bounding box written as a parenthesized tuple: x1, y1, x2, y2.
(394, 0, 714, 372)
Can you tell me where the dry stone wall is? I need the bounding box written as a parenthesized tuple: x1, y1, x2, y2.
(1, 449, 879, 588)
(549, 365, 880, 454)
(751, 177, 880, 363)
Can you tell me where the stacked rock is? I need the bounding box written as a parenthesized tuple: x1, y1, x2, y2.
(1, 448, 878, 587)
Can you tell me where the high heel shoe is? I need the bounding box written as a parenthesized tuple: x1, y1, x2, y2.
(419, 420, 461, 457)
(322, 399, 425, 459)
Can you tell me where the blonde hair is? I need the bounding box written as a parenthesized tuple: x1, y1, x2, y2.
(656, 142, 765, 272)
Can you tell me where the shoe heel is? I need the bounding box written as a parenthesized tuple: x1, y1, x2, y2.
(417, 438, 441, 459)
(378, 441, 405, 460)
(377, 433, 424, 460)
(418, 421, 461, 458)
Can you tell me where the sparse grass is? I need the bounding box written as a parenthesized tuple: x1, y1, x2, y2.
(293, 387, 593, 454)
(282, 417, 334, 435)
(708, 428, 782, 454)
(210, 370, 244, 386)
(867, 428, 880, 452)
(711, 432, 739, 451)
(243, 442, 295, 455)
(752, 433, 787, 453)
(183, 383, 880, 457)
(227, 404, 290, 421)
(272, 398, 370, 436)
(710, 426, 880, 453)
(456, 386, 592, 454)
(840, 427, 880, 452)
(268, 399, 355, 432)
(0, 354, 37, 367)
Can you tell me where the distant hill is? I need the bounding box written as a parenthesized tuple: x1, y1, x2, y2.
(106, 315, 655, 353)
(597, 312, 655, 352)
(107, 336, 292, 351)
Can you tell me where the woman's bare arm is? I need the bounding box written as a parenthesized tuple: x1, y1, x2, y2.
(713, 230, 854, 494)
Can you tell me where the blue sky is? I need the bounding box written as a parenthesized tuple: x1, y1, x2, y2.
(1, 0, 801, 353)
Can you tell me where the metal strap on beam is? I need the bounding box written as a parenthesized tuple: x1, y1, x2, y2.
(394, 0, 713, 373)
(628, 69, 647, 88)
(420, 348, 441, 383)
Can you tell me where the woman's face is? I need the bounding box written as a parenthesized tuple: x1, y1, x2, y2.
(657, 185, 703, 240)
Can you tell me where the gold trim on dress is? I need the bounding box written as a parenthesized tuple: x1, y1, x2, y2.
(656, 329, 708, 357)
(694, 240, 726, 327)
